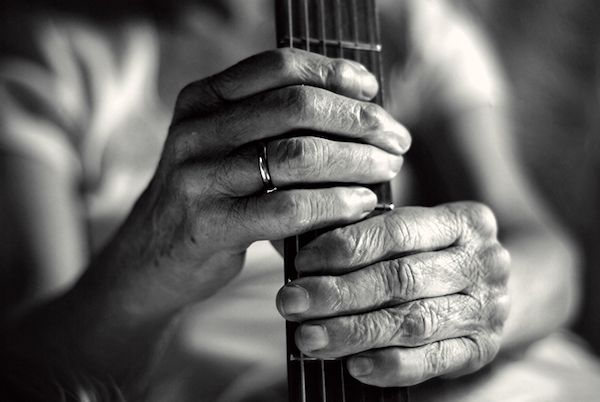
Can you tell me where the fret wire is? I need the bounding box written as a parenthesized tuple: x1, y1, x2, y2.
(302, 0, 310, 51)
(334, 0, 343, 58)
(318, 0, 327, 56)
(278, 37, 381, 52)
(287, 0, 293, 47)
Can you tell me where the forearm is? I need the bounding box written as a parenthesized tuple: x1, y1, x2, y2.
(7, 263, 179, 399)
(500, 225, 581, 350)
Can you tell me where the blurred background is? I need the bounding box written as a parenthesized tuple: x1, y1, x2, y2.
(0, 0, 599, 354)
(476, 0, 600, 353)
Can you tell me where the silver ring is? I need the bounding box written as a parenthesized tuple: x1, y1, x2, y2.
(258, 142, 277, 194)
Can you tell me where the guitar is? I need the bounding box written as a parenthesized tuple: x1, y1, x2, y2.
(276, 1, 410, 401)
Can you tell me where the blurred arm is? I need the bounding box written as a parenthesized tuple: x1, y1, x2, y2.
(393, 0, 580, 349)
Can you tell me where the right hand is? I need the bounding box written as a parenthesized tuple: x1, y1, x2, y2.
(98, 48, 411, 315)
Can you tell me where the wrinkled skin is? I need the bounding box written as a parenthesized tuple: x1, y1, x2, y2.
(277, 202, 510, 386)
(122, 47, 509, 386)
(16, 48, 509, 394)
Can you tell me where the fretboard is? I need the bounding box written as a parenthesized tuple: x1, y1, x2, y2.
(276, 1, 409, 401)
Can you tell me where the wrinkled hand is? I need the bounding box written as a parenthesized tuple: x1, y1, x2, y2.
(111, 48, 410, 312)
(277, 202, 510, 386)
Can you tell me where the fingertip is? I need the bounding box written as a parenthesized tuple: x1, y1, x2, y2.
(331, 59, 379, 100)
(347, 356, 374, 377)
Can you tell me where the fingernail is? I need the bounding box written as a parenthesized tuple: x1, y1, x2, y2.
(388, 155, 404, 176)
(360, 73, 379, 100)
(347, 60, 369, 73)
(357, 188, 377, 213)
(300, 324, 328, 351)
(348, 357, 374, 377)
(278, 285, 310, 315)
(395, 126, 412, 154)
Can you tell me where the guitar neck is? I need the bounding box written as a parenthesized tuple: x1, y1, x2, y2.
(276, 1, 408, 401)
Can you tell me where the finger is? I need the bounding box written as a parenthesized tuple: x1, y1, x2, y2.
(277, 247, 471, 320)
(173, 48, 379, 121)
(176, 85, 410, 157)
(215, 136, 403, 196)
(232, 187, 378, 242)
(346, 335, 501, 387)
(294, 294, 508, 358)
(295, 202, 497, 274)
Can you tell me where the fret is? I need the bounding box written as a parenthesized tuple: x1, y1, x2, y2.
(276, 1, 407, 401)
(278, 36, 382, 52)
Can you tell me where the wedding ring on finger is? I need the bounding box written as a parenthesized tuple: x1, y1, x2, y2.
(258, 142, 278, 194)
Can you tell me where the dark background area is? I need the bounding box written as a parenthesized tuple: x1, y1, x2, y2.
(478, 0, 600, 352)
(0, 0, 599, 351)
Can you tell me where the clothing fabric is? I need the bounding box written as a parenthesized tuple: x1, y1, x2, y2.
(1, 1, 599, 401)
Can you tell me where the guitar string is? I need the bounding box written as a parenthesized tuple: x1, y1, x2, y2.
(284, 1, 397, 401)
(303, 0, 311, 51)
(335, 0, 344, 58)
(290, 4, 305, 400)
(332, 2, 349, 401)
(303, 3, 331, 400)
(318, 0, 327, 56)
(351, 0, 360, 61)
(300, 0, 316, 398)
(367, 2, 384, 399)
(287, 0, 293, 48)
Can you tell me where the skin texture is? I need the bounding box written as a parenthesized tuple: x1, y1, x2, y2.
(0, 1, 580, 400)
(278, 202, 510, 386)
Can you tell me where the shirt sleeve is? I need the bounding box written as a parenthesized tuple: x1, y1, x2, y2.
(0, 16, 86, 184)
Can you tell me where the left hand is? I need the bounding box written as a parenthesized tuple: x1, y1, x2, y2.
(276, 202, 510, 387)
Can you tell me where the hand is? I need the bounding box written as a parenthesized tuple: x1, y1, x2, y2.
(100, 48, 411, 315)
(277, 202, 510, 386)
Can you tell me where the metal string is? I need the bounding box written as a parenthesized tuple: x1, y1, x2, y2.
(334, 0, 344, 58)
(318, 0, 327, 56)
(302, 0, 311, 51)
(351, 0, 360, 60)
(287, 0, 293, 47)
(287, 3, 306, 399)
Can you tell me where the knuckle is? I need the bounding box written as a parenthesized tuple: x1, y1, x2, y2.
(269, 48, 299, 75)
(424, 341, 450, 379)
(282, 85, 312, 121)
(322, 59, 353, 92)
(386, 212, 416, 250)
(273, 192, 309, 229)
(389, 259, 420, 301)
(358, 102, 384, 131)
(168, 166, 194, 198)
(491, 293, 511, 329)
(471, 334, 500, 368)
(464, 202, 498, 237)
(324, 276, 348, 313)
(482, 243, 511, 282)
(274, 137, 321, 179)
(176, 80, 203, 105)
(213, 157, 239, 195)
(346, 313, 388, 349)
(331, 228, 358, 263)
(400, 301, 438, 345)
